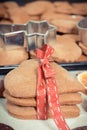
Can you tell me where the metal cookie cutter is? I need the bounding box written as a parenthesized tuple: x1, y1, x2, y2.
(0, 20, 56, 51)
(77, 17, 87, 46)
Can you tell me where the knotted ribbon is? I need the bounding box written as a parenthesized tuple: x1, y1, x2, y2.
(36, 44, 70, 130)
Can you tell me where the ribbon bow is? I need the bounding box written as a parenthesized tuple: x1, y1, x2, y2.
(36, 44, 70, 130)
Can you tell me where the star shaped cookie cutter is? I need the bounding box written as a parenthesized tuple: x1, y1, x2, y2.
(0, 20, 56, 51)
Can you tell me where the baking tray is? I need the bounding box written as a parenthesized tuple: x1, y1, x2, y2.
(0, 65, 18, 75)
(1, 61, 87, 75)
(59, 61, 87, 71)
(0, 20, 87, 75)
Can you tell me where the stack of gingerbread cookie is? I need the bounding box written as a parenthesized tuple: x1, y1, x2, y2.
(3, 59, 85, 119)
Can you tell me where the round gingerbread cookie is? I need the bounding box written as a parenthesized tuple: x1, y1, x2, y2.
(7, 101, 37, 119)
(6, 101, 80, 119)
(24, 1, 46, 16)
(4, 90, 36, 106)
(4, 90, 82, 106)
(72, 3, 87, 16)
(51, 19, 78, 34)
(0, 45, 28, 66)
(54, 1, 73, 14)
(7, 7, 30, 24)
(4, 59, 84, 98)
(79, 43, 87, 56)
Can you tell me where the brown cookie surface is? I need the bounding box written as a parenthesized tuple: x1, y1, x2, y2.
(4, 59, 84, 98)
(6, 102, 80, 119)
(29, 36, 82, 62)
(77, 54, 87, 62)
(79, 43, 87, 56)
(50, 37, 82, 63)
(7, 7, 30, 24)
(54, 1, 73, 14)
(61, 34, 80, 43)
(72, 3, 87, 16)
(41, 12, 83, 23)
(51, 19, 78, 33)
(4, 90, 82, 106)
(0, 3, 9, 18)
(0, 45, 28, 66)
(23, 1, 46, 16)
(3, 1, 19, 9)
(4, 90, 36, 106)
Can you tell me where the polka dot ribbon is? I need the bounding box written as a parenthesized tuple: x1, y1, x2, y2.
(36, 44, 70, 130)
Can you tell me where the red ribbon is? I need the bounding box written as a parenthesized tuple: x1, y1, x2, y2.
(36, 44, 70, 130)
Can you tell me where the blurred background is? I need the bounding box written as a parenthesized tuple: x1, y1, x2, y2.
(0, 0, 87, 5)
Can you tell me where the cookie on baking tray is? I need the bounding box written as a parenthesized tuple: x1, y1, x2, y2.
(50, 36, 82, 62)
(23, 1, 56, 17)
(0, 3, 8, 19)
(23, 1, 46, 16)
(54, 1, 87, 16)
(3, 1, 19, 9)
(0, 19, 12, 24)
(77, 54, 87, 62)
(41, 12, 59, 21)
(61, 34, 80, 43)
(79, 43, 87, 56)
(51, 19, 78, 34)
(30, 36, 82, 62)
(0, 45, 28, 66)
(41, 12, 83, 23)
(7, 7, 30, 24)
(54, 1, 73, 14)
(71, 3, 87, 16)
